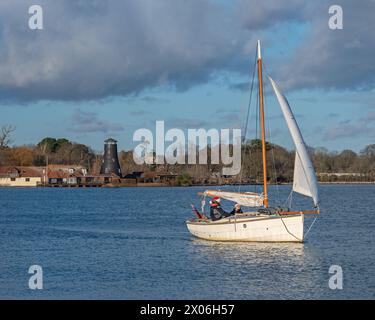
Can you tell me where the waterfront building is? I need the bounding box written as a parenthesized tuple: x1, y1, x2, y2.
(0, 166, 43, 187)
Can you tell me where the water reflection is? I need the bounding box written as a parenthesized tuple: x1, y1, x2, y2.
(185, 239, 327, 299)
(188, 239, 307, 269)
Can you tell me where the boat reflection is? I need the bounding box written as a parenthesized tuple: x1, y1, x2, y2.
(188, 238, 306, 263)
(186, 239, 326, 299)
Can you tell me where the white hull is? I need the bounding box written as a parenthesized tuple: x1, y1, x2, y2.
(186, 214, 304, 242)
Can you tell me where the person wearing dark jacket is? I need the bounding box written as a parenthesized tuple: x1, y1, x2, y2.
(230, 203, 243, 215)
(209, 197, 230, 221)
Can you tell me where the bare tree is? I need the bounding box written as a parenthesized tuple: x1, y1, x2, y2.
(0, 125, 16, 148)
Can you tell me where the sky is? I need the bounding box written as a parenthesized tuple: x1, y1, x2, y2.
(1, 0, 374, 153)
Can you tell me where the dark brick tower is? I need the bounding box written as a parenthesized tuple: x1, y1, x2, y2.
(100, 138, 122, 177)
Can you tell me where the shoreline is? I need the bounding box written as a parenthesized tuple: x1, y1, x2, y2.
(1, 181, 374, 188)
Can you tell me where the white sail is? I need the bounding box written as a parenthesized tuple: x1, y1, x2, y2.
(293, 152, 312, 198)
(203, 190, 264, 207)
(269, 77, 319, 207)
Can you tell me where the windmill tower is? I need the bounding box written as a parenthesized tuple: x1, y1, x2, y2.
(100, 138, 122, 177)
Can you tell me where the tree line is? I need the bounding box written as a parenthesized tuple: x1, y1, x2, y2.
(0, 125, 374, 182)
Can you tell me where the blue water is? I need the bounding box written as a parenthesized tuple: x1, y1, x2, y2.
(0, 185, 374, 299)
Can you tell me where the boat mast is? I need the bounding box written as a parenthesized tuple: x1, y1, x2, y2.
(257, 40, 269, 207)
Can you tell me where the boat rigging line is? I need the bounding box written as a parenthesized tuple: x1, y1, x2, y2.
(238, 48, 258, 193)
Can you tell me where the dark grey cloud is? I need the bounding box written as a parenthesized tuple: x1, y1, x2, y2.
(0, 0, 374, 102)
(0, 0, 244, 101)
(69, 109, 124, 133)
(237, 0, 309, 30)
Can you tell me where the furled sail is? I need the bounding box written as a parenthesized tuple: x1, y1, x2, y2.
(203, 190, 264, 207)
(268, 77, 319, 207)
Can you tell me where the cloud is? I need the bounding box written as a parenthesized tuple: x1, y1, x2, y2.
(0, 0, 374, 103)
(227, 81, 250, 92)
(139, 96, 170, 104)
(69, 109, 124, 133)
(360, 111, 375, 124)
(167, 117, 210, 128)
(328, 113, 340, 118)
(295, 97, 318, 104)
(237, 0, 309, 30)
(130, 110, 149, 117)
(218, 113, 241, 123)
(277, 0, 375, 91)
(323, 117, 375, 141)
(0, 0, 243, 102)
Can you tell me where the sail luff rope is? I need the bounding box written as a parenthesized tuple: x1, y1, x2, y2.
(238, 48, 258, 193)
(255, 80, 259, 194)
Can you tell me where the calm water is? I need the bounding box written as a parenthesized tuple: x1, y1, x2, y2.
(0, 184, 374, 299)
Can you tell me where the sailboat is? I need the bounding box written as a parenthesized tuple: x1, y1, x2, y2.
(186, 41, 320, 243)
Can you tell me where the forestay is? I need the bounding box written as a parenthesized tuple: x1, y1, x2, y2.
(203, 190, 264, 207)
(268, 77, 319, 207)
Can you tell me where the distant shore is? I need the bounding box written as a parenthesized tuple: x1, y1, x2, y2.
(317, 181, 375, 184)
(90, 181, 375, 187)
(1, 181, 374, 188)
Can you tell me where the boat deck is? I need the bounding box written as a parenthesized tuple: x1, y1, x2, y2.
(186, 212, 300, 225)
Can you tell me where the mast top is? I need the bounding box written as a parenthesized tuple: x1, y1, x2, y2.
(257, 40, 262, 60)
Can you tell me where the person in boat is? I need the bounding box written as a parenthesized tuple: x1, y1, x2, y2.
(209, 197, 231, 221)
(230, 203, 243, 215)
